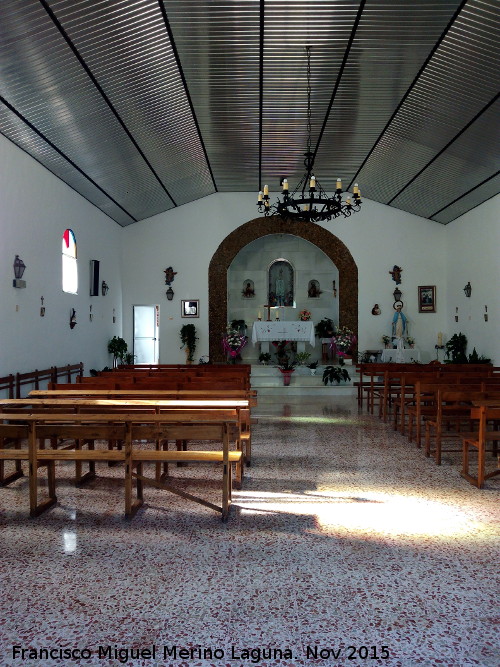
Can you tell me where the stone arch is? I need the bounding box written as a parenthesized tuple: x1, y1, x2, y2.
(208, 215, 358, 362)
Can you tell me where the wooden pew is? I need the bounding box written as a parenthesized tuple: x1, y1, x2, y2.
(461, 405, 500, 488)
(0, 411, 243, 521)
(0, 397, 252, 466)
(425, 389, 500, 465)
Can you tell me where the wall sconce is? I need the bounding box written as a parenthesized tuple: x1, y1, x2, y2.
(101, 280, 109, 296)
(455, 307, 459, 322)
(463, 281, 472, 297)
(393, 286, 402, 302)
(89, 305, 93, 322)
(166, 286, 174, 301)
(13, 255, 27, 288)
(40, 296, 45, 317)
(70, 308, 77, 329)
(484, 305, 488, 322)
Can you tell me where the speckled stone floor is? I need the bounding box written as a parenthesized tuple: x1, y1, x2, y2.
(0, 396, 498, 667)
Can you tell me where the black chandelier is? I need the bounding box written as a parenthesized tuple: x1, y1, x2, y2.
(257, 47, 361, 223)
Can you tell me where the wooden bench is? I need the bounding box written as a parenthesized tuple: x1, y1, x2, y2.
(0, 411, 243, 521)
(461, 405, 500, 488)
(0, 396, 252, 466)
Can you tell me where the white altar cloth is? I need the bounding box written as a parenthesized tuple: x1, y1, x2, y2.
(380, 348, 421, 363)
(252, 321, 315, 347)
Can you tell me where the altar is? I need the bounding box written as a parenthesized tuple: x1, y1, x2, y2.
(380, 348, 421, 363)
(251, 321, 315, 354)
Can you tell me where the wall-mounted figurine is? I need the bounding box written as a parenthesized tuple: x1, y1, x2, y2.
(389, 265, 403, 284)
(371, 303, 381, 315)
(164, 266, 177, 285)
(70, 308, 77, 329)
(307, 279, 321, 298)
(242, 279, 255, 298)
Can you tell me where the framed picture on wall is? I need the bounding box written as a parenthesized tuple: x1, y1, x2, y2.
(418, 286, 436, 313)
(181, 299, 199, 318)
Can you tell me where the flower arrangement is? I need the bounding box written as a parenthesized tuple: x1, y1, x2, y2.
(222, 325, 247, 362)
(406, 336, 415, 347)
(299, 309, 311, 321)
(331, 326, 356, 358)
(382, 334, 391, 346)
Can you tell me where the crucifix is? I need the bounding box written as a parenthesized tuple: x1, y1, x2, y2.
(264, 305, 272, 321)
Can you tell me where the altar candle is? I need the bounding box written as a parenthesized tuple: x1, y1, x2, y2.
(437, 332, 443, 346)
(258, 311, 262, 320)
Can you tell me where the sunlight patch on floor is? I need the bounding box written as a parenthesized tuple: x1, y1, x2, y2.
(236, 488, 481, 538)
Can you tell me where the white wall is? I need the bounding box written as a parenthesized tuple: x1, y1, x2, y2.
(445, 195, 500, 363)
(121, 192, 450, 364)
(0, 135, 123, 377)
(2, 131, 497, 374)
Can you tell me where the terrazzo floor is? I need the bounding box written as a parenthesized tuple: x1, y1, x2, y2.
(0, 396, 498, 667)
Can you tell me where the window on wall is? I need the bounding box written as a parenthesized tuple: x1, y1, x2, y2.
(62, 229, 78, 294)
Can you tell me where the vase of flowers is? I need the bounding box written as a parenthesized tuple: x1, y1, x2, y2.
(299, 309, 311, 321)
(331, 326, 356, 363)
(222, 325, 248, 363)
(382, 335, 391, 348)
(406, 336, 415, 349)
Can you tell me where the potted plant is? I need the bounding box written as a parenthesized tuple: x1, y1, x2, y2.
(107, 336, 128, 368)
(322, 365, 351, 385)
(381, 335, 391, 349)
(467, 348, 491, 364)
(315, 318, 336, 339)
(298, 309, 311, 321)
(276, 358, 296, 386)
(307, 360, 319, 375)
(258, 352, 272, 365)
(445, 332, 467, 364)
(295, 351, 311, 366)
(180, 323, 198, 363)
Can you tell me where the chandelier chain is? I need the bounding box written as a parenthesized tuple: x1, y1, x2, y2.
(257, 46, 361, 222)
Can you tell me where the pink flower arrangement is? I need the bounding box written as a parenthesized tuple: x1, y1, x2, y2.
(222, 325, 247, 360)
(330, 326, 356, 357)
(299, 310, 311, 321)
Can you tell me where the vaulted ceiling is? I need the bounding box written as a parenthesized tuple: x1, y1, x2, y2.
(1, 0, 499, 227)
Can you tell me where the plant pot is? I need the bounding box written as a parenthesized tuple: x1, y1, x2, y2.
(279, 370, 294, 386)
(310, 368, 317, 376)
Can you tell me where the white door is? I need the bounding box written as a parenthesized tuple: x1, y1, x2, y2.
(133, 305, 159, 364)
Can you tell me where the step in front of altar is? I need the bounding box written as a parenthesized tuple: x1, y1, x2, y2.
(250, 364, 357, 396)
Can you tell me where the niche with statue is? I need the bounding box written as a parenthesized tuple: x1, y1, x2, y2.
(268, 259, 294, 307)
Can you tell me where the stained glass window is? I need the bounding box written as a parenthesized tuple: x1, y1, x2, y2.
(62, 229, 78, 294)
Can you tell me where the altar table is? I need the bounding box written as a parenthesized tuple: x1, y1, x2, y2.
(380, 348, 421, 363)
(251, 321, 315, 354)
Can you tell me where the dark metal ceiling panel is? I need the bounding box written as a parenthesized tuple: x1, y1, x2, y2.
(313, 0, 465, 196)
(391, 99, 500, 219)
(0, 0, 498, 224)
(0, 0, 175, 224)
(164, 0, 261, 191)
(0, 103, 135, 225)
(48, 0, 215, 207)
(356, 0, 500, 221)
(261, 1, 363, 192)
(432, 173, 500, 224)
